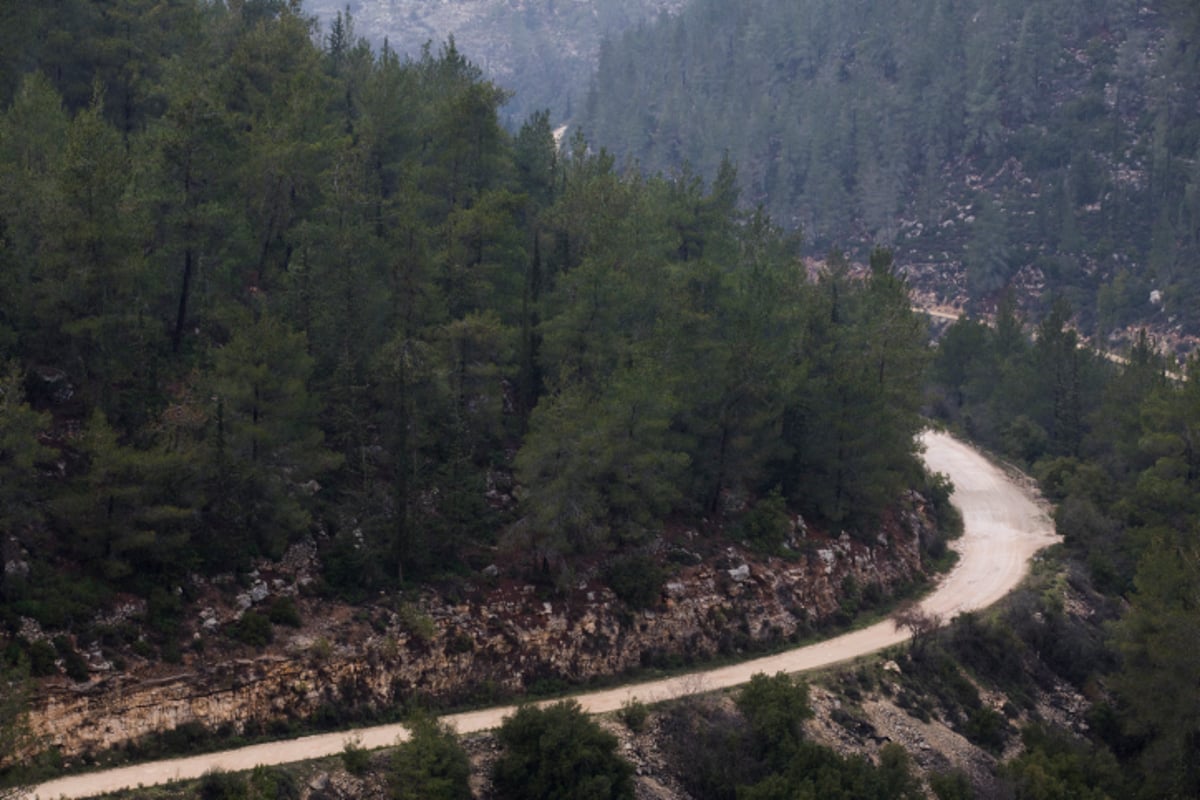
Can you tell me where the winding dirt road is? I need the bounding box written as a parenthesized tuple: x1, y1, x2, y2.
(29, 430, 1057, 800)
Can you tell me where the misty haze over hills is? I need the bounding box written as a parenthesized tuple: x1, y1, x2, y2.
(305, 0, 1200, 346)
(304, 0, 686, 124)
(3, 3, 1200, 798)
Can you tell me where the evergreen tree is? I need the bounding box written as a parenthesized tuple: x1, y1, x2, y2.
(492, 701, 634, 800)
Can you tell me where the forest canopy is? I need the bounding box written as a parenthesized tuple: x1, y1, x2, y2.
(0, 0, 929, 635)
(582, 0, 1200, 333)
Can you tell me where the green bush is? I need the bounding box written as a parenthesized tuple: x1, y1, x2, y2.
(738, 487, 791, 552)
(247, 765, 299, 800)
(25, 640, 57, 677)
(605, 553, 664, 610)
(661, 696, 758, 799)
(964, 706, 1009, 753)
(397, 603, 437, 644)
(147, 587, 184, 637)
(341, 737, 371, 776)
(492, 700, 634, 800)
(199, 768, 247, 800)
(929, 769, 974, 800)
(390, 713, 472, 800)
(228, 611, 273, 647)
(1002, 724, 1126, 800)
(445, 631, 474, 655)
(53, 636, 89, 682)
(617, 698, 649, 733)
(267, 596, 302, 628)
(737, 672, 813, 766)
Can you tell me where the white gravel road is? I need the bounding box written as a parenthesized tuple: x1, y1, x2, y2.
(28, 430, 1057, 799)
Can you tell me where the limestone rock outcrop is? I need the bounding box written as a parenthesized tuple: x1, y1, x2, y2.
(27, 506, 932, 760)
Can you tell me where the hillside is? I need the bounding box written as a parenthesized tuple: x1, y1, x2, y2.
(581, 0, 1200, 352)
(0, 1, 945, 786)
(4, 3, 1200, 798)
(303, 0, 687, 125)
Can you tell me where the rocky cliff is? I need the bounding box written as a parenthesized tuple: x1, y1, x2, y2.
(26, 500, 932, 760)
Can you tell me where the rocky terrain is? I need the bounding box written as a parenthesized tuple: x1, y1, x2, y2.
(22, 500, 932, 762)
(192, 574, 1100, 800)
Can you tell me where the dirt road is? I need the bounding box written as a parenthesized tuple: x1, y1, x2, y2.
(28, 430, 1056, 799)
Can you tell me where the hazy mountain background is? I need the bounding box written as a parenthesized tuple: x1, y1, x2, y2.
(579, 0, 1200, 344)
(304, 0, 687, 125)
(304, 0, 1200, 347)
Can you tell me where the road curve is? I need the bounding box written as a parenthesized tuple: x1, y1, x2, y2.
(29, 430, 1057, 800)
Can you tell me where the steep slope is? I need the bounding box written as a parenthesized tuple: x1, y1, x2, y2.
(582, 0, 1200, 348)
(303, 0, 687, 125)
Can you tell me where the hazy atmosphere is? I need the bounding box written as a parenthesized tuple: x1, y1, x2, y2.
(1, 1, 1198, 799)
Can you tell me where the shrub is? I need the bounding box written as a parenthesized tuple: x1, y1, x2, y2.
(390, 713, 472, 800)
(605, 553, 664, 610)
(929, 769, 974, 800)
(341, 737, 371, 776)
(738, 487, 791, 552)
(309, 637, 333, 662)
(492, 700, 634, 800)
(397, 603, 437, 644)
(52, 637, 89, 682)
(445, 631, 474, 655)
(199, 769, 247, 800)
(228, 611, 273, 647)
(147, 587, 183, 637)
(248, 765, 299, 800)
(964, 706, 1009, 753)
(267, 596, 302, 628)
(736, 672, 813, 763)
(25, 640, 57, 677)
(660, 696, 759, 799)
(617, 698, 649, 733)
(1002, 724, 1126, 799)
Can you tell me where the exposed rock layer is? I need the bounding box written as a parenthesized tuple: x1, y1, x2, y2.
(27, 506, 931, 759)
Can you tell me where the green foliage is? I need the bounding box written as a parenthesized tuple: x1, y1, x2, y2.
(0, 0, 932, 672)
(582, 0, 1200, 332)
(0, 362, 52, 538)
(389, 713, 471, 800)
(738, 487, 791, 552)
(932, 317, 1200, 794)
(617, 698, 649, 733)
(52, 636, 89, 683)
(24, 641, 57, 678)
(340, 737, 371, 776)
(247, 765, 299, 800)
(661, 695, 758, 799)
(1002, 725, 1125, 800)
(736, 672, 813, 766)
(228, 611, 273, 647)
(196, 765, 299, 800)
(492, 700, 634, 800)
(0, 655, 31, 793)
(266, 596, 301, 628)
(929, 769, 974, 800)
(396, 603, 437, 644)
(964, 706, 1008, 754)
(199, 769, 247, 800)
(1111, 537, 1200, 798)
(662, 685, 922, 800)
(604, 554, 664, 610)
(778, 250, 929, 536)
